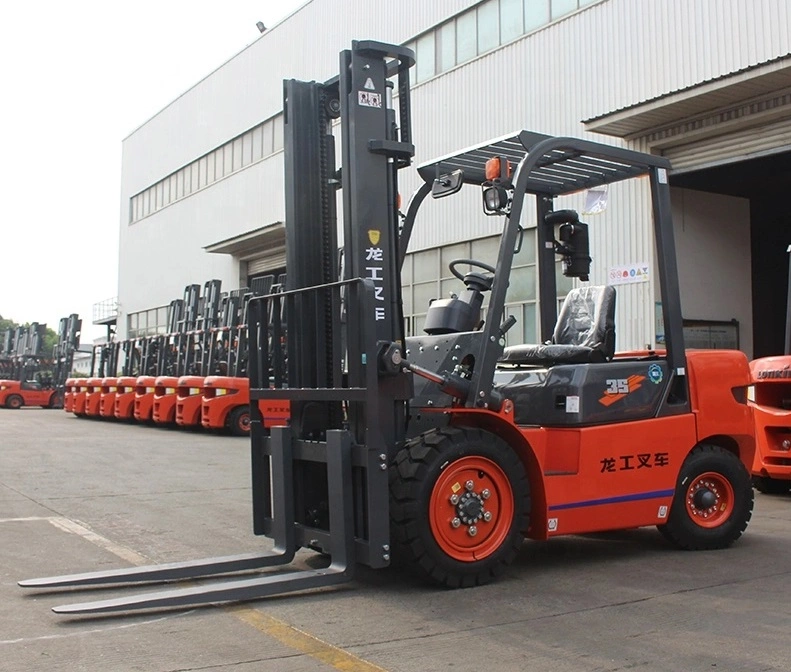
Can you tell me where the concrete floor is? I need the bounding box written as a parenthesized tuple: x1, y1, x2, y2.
(1, 409, 790, 672)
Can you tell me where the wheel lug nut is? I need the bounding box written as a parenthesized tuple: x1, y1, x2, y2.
(465, 480, 474, 491)
(468, 526, 477, 537)
(481, 488, 490, 499)
(483, 511, 492, 522)
(451, 517, 461, 528)
(450, 494, 459, 505)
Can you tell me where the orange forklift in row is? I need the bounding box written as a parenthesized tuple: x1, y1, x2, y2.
(23, 41, 758, 614)
(177, 285, 239, 430)
(200, 277, 289, 435)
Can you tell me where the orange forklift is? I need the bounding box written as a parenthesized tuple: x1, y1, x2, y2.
(99, 341, 122, 418)
(176, 280, 227, 429)
(0, 323, 63, 409)
(201, 279, 290, 436)
(22, 41, 756, 614)
(749, 244, 791, 494)
(114, 338, 144, 420)
(132, 335, 164, 422)
(83, 341, 116, 418)
(201, 289, 254, 436)
(51, 314, 82, 410)
(152, 286, 202, 426)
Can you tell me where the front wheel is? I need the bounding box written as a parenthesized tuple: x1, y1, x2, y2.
(658, 445, 753, 550)
(228, 406, 251, 436)
(390, 427, 530, 588)
(6, 394, 23, 410)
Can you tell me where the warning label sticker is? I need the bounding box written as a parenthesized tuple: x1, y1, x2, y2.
(358, 91, 382, 108)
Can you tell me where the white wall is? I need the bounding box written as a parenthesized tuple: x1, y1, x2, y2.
(671, 187, 753, 357)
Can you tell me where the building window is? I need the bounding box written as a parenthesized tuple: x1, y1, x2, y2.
(437, 21, 456, 72)
(477, 0, 500, 54)
(456, 10, 478, 63)
(127, 305, 169, 339)
(501, 0, 525, 43)
(403, 0, 599, 86)
(401, 231, 554, 345)
(415, 31, 436, 83)
(129, 112, 285, 224)
(525, 0, 550, 31)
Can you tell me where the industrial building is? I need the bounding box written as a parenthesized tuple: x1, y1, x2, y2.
(115, 0, 791, 358)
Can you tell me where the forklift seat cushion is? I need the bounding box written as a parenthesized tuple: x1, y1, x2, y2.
(499, 285, 616, 365)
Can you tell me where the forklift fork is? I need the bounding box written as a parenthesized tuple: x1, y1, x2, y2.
(19, 427, 356, 614)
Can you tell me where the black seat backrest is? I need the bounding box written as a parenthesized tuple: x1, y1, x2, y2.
(498, 285, 616, 366)
(553, 285, 616, 355)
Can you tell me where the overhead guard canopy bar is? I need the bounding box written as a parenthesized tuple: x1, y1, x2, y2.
(416, 131, 671, 195)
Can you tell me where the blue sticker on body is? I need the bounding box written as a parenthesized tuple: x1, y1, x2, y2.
(648, 363, 663, 384)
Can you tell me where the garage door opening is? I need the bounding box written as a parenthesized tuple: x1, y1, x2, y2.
(671, 151, 791, 358)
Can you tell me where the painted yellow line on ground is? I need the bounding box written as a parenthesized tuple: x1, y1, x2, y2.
(229, 606, 388, 672)
(31, 515, 389, 671)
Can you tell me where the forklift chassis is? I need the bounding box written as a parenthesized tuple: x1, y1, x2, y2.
(22, 40, 755, 614)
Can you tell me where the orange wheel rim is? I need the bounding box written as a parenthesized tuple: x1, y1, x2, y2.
(685, 471, 734, 528)
(429, 456, 513, 562)
(238, 413, 250, 431)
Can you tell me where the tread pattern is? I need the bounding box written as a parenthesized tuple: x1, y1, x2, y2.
(658, 444, 753, 550)
(389, 427, 530, 588)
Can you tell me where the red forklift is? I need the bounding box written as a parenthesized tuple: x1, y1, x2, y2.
(99, 341, 122, 418)
(83, 341, 116, 418)
(114, 338, 142, 420)
(50, 313, 82, 410)
(200, 279, 290, 436)
(750, 244, 791, 494)
(131, 335, 163, 422)
(201, 290, 253, 436)
(176, 281, 229, 429)
(153, 286, 202, 426)
(0, 323, 63, 409)
(23, 41, 756, 614)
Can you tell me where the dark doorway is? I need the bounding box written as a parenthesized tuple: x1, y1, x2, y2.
(671, 151, 791, 358)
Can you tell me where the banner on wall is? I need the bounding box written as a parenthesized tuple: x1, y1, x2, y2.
(608, 263, 649, 285)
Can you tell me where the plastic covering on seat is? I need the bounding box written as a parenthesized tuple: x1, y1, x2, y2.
(499, 285, 616, 365)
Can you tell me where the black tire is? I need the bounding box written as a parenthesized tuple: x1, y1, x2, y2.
(658, 444, 753, 550)
(752, 476, 791, 495)
(389, 427, 530, 588)
(6, 394, 23, 410)
(228, 406, 251, 436)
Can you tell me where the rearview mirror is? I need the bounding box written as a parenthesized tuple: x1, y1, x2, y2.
(431, 169, 464, 199)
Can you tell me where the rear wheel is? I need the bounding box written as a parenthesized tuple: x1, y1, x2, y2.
(6, 394, 23, 410)
(390, 427, 530, 587)
(658, 445, 753, 550)
(228, 406, 251, 436)
(752, 476, 791, 495)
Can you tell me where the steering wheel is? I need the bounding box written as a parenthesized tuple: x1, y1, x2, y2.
(448, 258, 497, 291)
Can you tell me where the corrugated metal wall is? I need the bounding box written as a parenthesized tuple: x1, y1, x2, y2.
(119, 0, 790, 347)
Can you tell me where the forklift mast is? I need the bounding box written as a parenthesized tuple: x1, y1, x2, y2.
(248, 40, 416, 567)
(52, 314, 81, 388)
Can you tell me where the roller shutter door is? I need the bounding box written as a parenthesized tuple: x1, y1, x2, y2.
(246, 246, 286, 276)
(664, 116, 791, 173)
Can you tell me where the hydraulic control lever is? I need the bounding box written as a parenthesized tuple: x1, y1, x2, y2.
(401, 359, 504, 412)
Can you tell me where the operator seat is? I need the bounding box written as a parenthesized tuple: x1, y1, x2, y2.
(499, 285, 616, 366)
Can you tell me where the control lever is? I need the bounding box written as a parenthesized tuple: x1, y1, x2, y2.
(401, 360, 503, 412)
